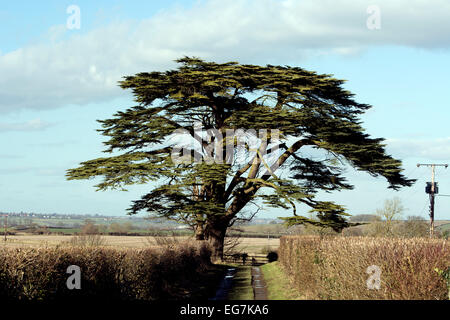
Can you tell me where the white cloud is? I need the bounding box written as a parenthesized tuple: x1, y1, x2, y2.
(0, 0, 449, 113)
(386, 137, 450, 161)
(0, 118, 54, 132)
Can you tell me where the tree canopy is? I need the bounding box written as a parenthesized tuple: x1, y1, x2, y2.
(67, 57, 414, 258)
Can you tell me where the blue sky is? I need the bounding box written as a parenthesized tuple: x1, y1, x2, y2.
(1, 0, 450, 220)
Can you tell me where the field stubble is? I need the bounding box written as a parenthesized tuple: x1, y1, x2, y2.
(2, 233, 280, 253)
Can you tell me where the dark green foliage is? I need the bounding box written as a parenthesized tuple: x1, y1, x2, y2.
(66, 57, 414, 256)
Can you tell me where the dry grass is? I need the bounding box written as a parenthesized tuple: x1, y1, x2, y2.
(231, 237, 280, 254)
(2, 234, 279, 253)
(2, 234, 160, 248)
(279, 235, 449, 300)
(64, 234, 106, 247)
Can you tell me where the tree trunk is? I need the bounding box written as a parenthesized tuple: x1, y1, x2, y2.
(194, 222, 205, 240)
(205, 220, 228, 261)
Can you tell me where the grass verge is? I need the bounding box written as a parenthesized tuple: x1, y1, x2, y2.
(260, 261, 303, 300)
(227, 266, 254, 300)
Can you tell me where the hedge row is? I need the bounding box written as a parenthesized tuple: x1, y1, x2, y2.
(0, 241, 211, 301)
(279, 236, 449, 300)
